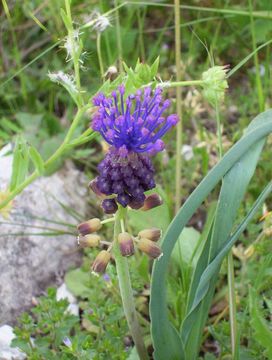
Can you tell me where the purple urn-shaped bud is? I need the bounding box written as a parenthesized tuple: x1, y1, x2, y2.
(118, 232, 135, 256)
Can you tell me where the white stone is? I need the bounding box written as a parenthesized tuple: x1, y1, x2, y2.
(0, 325, 26, 360)
(56, 283, 76, 304)
(181, 144, 194, 161)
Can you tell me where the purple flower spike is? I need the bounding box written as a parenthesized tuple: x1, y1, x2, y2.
(91, 85, 178, 208)
(92, 86, 178, 155)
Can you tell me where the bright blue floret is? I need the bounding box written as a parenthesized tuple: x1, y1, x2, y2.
(92, 85, 179, 156)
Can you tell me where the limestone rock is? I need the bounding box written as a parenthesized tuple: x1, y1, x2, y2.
(0, 145, 88, 324)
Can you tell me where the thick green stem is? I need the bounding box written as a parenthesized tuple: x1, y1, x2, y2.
(113, 208, 149, 360)
(174, 0, 183, 214)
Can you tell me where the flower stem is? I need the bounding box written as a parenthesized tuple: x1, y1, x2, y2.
(113, 207, 149, 360)
(65, 0, 81, 93)
(97, 33, 104, 79)
(215, 98, 237, 358)
(174, 0, 183, 214)
(114, 0, 123, 71)
(169, 79, 204, 88)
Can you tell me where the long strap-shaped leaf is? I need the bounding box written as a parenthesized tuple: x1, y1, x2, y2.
(181, 110, 270, 358)
(150, 110, 272, 360)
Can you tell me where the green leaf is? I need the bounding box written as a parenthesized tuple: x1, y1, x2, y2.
(249, 288, 272, 358)
(29, 146, 45, 175)
(150, 110, 272, 360)
(9, 137, 30, 192)
(172, 227, 200, 266)
(128, 189, 170, 234)
(150, 56, 160, 78)
(182, 107, 269, 359)
(65, 268, 93, 298)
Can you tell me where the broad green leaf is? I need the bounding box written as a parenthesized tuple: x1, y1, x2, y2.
(172, 227, 200, 266)
(182, 106, 269, 359)
(150, 110, 272, 360)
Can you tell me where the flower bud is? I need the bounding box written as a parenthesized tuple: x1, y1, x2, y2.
(78, 234, 101, 248)
(101, 198, 118, 214)
(202, 65, 229, 107)
(89, 178, 104, 197)
(77, 218, 102, 236)
(138, 228, 162, 242)
(141, 193, 163, 211)
(91, 250, 111, 274)
(118, 232, 134, 256)
(137, 238, 162, 259)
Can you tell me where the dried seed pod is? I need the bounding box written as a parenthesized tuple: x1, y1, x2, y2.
(141, 193, 163, 211)
(137, 238, 162, 259)
(78, 234, 101, 248)
(77, 218, 102, 236)
(118, 232, 134, 256)
(138, 228, 162, 242)
(91, 250, 111, 274)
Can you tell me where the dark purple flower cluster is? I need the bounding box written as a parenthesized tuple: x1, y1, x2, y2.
(91, 85, 178, 210)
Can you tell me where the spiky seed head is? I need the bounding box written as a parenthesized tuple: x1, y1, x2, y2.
(202, 65, 229, 107)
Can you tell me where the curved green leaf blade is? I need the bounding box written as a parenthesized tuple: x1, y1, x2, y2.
(150, 110, 272, 359)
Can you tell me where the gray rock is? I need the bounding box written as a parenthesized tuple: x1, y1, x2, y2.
(0, 145, 88, 324)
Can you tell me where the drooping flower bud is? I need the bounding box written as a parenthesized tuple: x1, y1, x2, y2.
(78, 234, 101, 248)
(138, 228, 162, 242)
(91, 250, 111, 274)
(137, 238, 162, 259)
(141, 193, 163, 211)
(77, 218, 102, 236)
(118, 232, 134, 256)
(89, 178, 104, 197)
(202, 65, 229, 107)
(101, 198, 118, 214)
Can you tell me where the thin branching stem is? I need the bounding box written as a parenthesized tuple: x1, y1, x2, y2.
(114, 0, 123, 71)
(97, 33, 105, 79)
(174, 0, 183, 214)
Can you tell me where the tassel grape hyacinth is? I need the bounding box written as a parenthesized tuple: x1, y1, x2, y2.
(91, 85, 179, 210)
